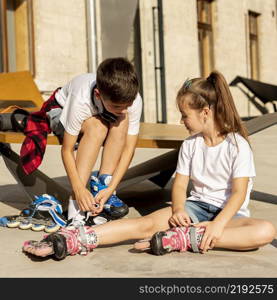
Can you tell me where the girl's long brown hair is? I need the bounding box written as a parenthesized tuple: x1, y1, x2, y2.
(176, 70, 250, 144)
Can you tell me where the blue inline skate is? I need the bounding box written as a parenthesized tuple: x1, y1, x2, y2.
(0, 194, 66, 233)
(90, 173, 129, 220)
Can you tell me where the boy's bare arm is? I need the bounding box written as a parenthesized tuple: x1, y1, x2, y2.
(61, 132, 80, 188)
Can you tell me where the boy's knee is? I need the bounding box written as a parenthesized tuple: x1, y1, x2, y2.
(110, 116, 129, 136)
(82, 117, 108, 140)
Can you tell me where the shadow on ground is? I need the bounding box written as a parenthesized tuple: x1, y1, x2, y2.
(118, 183, 172, 216)
(0, 176, 172, 216)
(1, 176, 277, 216)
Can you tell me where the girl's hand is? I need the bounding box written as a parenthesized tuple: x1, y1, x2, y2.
(74, 187, 99, 215)
(193, 221, 225, 253)
(94, 186, 114, 214)
(169, 209, 191, 227)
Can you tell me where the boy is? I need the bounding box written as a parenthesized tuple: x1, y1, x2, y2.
(57, 57, 142, 224)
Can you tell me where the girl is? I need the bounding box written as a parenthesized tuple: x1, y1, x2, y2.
(22, 71, 276, 260)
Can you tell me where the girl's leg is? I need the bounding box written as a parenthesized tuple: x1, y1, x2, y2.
(98, 115, 128, 175)
(23, 207, 173, 257)
(94, 206, 172, 244)
(214, 218, 276, 250)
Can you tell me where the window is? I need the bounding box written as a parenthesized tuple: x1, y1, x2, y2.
(0, 0, 34, 74)
(197, 0, 214, 77)
(248, 11, 260, 80)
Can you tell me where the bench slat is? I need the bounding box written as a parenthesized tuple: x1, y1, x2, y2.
(0, 123, 189, 149)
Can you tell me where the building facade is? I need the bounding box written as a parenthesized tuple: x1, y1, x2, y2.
(1, 0, 277, 124)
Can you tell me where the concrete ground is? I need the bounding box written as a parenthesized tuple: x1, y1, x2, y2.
(0, 126, 277, 278)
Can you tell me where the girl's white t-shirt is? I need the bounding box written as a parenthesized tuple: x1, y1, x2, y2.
(55, 73, 143, 136)
(176, 133, 256, 217)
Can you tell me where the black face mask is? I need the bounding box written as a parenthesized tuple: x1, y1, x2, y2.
(91, 86, 118, 124)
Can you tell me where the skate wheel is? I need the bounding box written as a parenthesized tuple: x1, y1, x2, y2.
(31, 224, 46, 231)
(6, 221, 20, 228)
(19, 221, 33, 230)
(45, 224, 60, 233)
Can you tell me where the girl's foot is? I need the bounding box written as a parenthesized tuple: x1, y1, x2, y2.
(23, 240, 54, 257)
(133, 239, 151, 251)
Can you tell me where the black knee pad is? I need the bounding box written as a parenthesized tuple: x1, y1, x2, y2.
(0, 113, 13, 131)
(43, 233, 67, 260)
(0, 110, 27, 131)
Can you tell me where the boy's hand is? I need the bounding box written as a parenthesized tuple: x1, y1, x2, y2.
(75, 187, 98, 215)
(94, 186, 114, 213)
(193, 221, 225, 253)
(169, 209, 191, 227)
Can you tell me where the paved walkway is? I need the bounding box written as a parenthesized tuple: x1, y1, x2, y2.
(0, 126, 276, 278)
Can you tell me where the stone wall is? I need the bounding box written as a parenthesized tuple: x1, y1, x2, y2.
(139, 0, 277, 123)
(32, 0, 88, 95)
(30, 0, 277, 119)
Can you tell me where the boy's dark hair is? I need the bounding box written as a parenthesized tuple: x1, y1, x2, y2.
(96, 57, 139, 103)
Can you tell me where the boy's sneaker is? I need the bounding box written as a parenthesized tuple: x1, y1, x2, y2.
(90, 174, 129, 219)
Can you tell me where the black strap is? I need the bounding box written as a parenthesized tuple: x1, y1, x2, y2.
(10, 108, 30, 132)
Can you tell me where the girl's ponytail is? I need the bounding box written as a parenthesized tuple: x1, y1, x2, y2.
(207, 71, 249, 144)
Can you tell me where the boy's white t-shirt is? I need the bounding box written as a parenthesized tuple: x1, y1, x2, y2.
(176, 133, 256, 217)
(55, 73, 143, 136)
